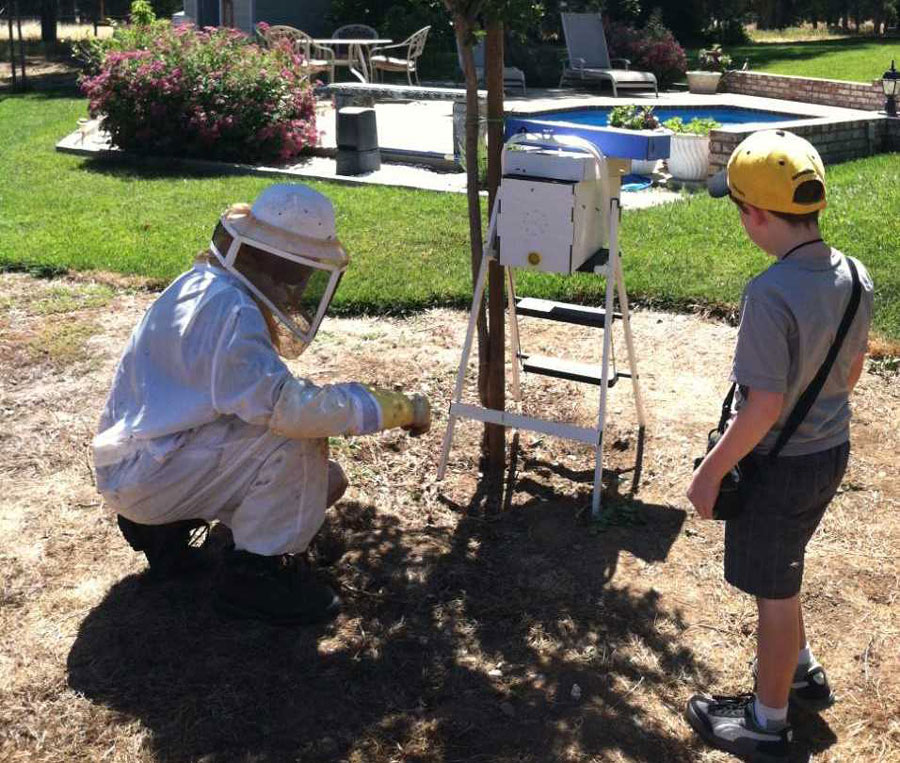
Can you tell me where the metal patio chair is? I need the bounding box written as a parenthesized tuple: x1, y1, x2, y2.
(470, 39, 527, 95)
(258, 25, 335, 83)
(369, 26, 430, 86)
(558, 13, 657, 96)
(330, 24, 379, 71)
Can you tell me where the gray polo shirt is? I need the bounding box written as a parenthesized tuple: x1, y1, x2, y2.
(731, 246, 873, 456)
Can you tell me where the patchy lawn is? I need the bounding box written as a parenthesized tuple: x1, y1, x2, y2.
(0, 273, 897, 762)
(729, 37, 900, 83)
(2, 94, 900, 344)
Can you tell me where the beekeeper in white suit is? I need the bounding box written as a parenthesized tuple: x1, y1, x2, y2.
(93, 184, 431, 625)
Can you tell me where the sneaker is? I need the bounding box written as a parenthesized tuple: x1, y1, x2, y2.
(214, 549, 341, 626)
(685, 693, 791, 762)
(117, 515, 210, 579)
(752, 658, 836, 712)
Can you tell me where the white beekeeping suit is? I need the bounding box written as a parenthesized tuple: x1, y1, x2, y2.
(93, 184, 430, 625)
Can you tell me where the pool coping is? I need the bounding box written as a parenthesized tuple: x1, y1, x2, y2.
(501, 91, 896, 172)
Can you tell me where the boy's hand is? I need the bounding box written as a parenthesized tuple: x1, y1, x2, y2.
(687, 465, 722, 520)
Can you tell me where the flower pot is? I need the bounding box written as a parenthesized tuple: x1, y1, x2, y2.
(630, 158, 659, 175)
(687, 71, 723, 94)
(666, 133, 710, 181)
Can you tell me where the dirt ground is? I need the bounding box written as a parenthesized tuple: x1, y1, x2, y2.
(0, 272, 897, 763)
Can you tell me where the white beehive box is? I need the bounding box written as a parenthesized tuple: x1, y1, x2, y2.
(497, 147, 624, 274)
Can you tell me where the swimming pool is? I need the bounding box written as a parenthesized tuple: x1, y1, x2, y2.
(529, 106, 814, 127)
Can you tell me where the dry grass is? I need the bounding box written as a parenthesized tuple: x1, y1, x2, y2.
(744, 22, 877, 43)
(15, 22, 115, 42)
(0, 272, 897, 762)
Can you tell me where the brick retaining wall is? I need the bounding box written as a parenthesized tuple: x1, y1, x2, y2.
(723, 70, 884, 111)
(708, 117, 897, 174)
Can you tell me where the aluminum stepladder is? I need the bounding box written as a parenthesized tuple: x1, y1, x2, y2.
(436, 132, 647, 517)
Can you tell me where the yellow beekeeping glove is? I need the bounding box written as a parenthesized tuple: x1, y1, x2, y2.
(365, 387, 431, 436)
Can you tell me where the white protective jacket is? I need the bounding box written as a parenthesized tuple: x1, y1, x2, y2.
(93, 262, 413, 471)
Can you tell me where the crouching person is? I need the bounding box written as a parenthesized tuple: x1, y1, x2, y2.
(92, 184, 431, 625)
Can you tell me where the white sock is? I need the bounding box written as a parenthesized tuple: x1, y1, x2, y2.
(798, 642, 818, 670)
(753, 696, 788, 731)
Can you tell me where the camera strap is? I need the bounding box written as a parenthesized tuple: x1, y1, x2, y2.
(768, 255, 862, 460)
(716, 255, 862, 459)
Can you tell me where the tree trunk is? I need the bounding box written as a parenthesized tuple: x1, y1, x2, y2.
(453, 18, 490, 413)
(41, 0, 58, 44)
(15, 1, 26, 88)
(7, 9, 18, 90)
(483, 21, 506, 475)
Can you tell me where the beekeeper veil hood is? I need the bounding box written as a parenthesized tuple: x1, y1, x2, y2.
(209, 184, 349, 356)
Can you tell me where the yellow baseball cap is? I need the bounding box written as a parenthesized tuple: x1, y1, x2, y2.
(707, 129, 827, 214)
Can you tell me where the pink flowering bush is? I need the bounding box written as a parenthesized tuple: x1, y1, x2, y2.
(80, 24, 318, 163)
(605, 17, 688, 88)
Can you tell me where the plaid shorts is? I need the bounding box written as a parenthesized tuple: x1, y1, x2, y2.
(724, 441, 850, 599)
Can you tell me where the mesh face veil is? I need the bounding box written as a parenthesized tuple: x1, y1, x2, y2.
(208, 190, 347, 356)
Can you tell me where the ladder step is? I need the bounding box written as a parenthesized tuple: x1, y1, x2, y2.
(521, 354, 618, 386)
(516, 297, 621, 328)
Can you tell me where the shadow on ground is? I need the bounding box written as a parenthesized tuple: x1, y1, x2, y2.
(67, 472, 834, 761)
(0, 71, 80, 95)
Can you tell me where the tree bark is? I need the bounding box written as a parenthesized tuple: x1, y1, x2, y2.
(453, 17, 490, 413)
(483, 21, 506, 475)
(15, 0, 26, 88)
(41, 0, 58, 44)
(7, 8, 18, 90)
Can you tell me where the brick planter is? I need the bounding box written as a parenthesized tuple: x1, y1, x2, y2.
(723, 70, 884, 111)
(708, 117, 898, 175)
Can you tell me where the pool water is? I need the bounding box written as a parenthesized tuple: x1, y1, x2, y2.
(531, 106, 812, 127)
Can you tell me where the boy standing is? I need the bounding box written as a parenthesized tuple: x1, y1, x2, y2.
(685, 130, 873, 761)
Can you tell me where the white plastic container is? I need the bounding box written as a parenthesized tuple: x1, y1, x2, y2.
(498, 146, 619, 274)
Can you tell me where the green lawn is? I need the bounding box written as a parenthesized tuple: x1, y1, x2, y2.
(1, 93, 899, 342)
(724, 37, 900, 83)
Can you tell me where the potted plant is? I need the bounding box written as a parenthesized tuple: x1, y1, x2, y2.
(662, 116, 720, 181)
(608, 104, 666, 175)
(686, 44, 732, 94)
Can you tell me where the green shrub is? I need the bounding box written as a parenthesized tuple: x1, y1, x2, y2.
(609, 105, 661, 130)
(80, 24, 318, 163)
(129, 0, 157, 25)
(606, 14, 688, 88)
(698, 43, 732, 72)
(662, 116, 721, 135)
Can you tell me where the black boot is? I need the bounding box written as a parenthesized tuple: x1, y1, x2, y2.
(117, 515, 210, 579)
(214, 549, 341, 626)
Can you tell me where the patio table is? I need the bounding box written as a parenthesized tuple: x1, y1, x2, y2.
(313, 39, 392, 83)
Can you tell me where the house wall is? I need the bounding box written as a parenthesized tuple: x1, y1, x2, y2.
(183, 0, 333, 35)
(183, 0, 198, 24)
(252, 0, 332, 35)
(722, 70, 884, 112)
(233, 0, 253, 33)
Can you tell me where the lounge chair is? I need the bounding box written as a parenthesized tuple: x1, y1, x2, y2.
(370, 26, 430, 86)
(470, 39, 527, 95)
(258, 25, 335, 83)
(558, 13, 657, 96)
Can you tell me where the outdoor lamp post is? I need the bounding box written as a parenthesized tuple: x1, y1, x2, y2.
(883, 60, 899, 117)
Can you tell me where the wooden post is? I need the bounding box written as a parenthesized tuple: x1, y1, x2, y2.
(453, 17, 490, 415)
(483, 21, 506, 475)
